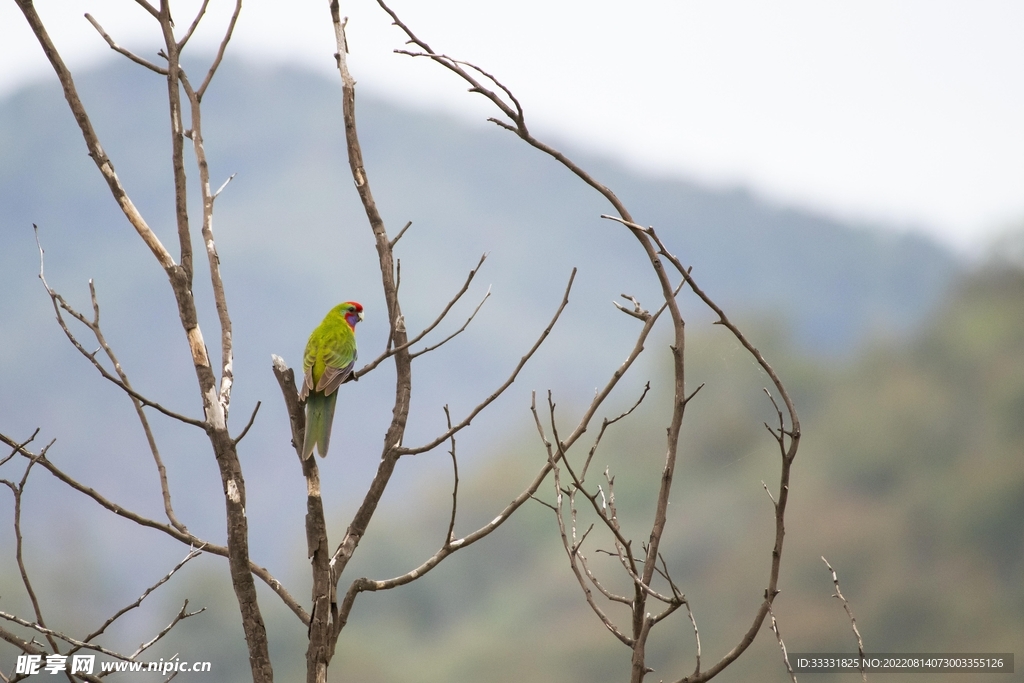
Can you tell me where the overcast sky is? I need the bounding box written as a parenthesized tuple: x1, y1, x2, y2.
(3, 1, 1022, 252)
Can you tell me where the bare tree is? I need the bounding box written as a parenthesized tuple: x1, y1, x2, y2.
(3, 2, 802, 682)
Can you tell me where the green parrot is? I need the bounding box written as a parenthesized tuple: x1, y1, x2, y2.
(299, 301, 363, 459)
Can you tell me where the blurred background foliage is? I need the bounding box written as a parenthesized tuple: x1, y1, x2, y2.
(1, 59, 1021, 682)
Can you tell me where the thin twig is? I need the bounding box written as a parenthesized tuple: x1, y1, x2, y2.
(233, 401, 261, 444)
(0, 611, 130, 660)
(196, 0, 242, 98)
(582, 381, 650, 480)
(129, 600, 205, 660)
(0, 429, 38, 470)
(612, 293, 651, 322)
(578, 552, 631, 605)
(333, 409, 564, 635)
(389, 220, 412, 248)
(768, 604, 798, 683)
(398, 268, 576, 456)
(177, 0, 211, 48)
(35, 235, 204, 429)
(823, 556, 867, 683)
(2, 446, 61, 654)
(36, 229, 193, 534)
(356, 253, 489, 377)
(443, 406, 459, 545)
(604, 215, 801, 456)
(85, 13, 168, 74)
(132, 0, 160, 19)
(685, 599, 702, 678)
(212, 172, 236, 200)
(543, 411, 633, 647)
(0, 433, 309, 626)
(78, 548, 203, 648)
(410, 286, 490, 360)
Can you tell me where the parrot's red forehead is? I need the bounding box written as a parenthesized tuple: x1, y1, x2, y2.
(344, 301, 363, 312)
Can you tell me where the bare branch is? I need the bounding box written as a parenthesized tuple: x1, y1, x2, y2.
(132, 0, 160, 19)
(270, 356, 306, 456)
(578, 552, 631, 605)
(396, 50, 527, 124)
(16, 31, 265, 661)
(233, 401, 261, 445)
(548, 399, 639, 559)
(612, 293, 651, 322)
(271, 359, 333, 675)
(212, 172, 237, 200)
(768, 604, 798, 683)
(389, 220, 412, 249)
(649, 601, 682, 627)
(2, 446, 60, 654)
(377, 7, 804, 680)
(356, 252, 489, 377)
(195, 0, 242, 99)
(85, 14, 168, 74)
(684, 382, 705, 406)
(36, 231, 193, 535)
(544, 427, 633, 648)
(655, 552, 685, 601)
(582, 381, 650, 480)
(0, 611, 131, 660)
(35, 228, 205, 431)
(324, 5, 417, 616)
(379, 0, 523, 126)
(334, 392, 566, 639)
(0, 433, 309, 627)
(823, 556, 867, 683)
(609, 545, 680, 606)
(410, 286, 491, 360)
(78, 548, 203, 647)
(685, 599, 702, 679)
(560, 292, 678, 458)
(398, 268, 576, 456)
(529, 494, 558, 512)
(443, 406, 459, 545)
(0, 623, 45, 655)
(0, 429, 38, 469)
(128, 599, 205, 660)
(334, 425, 561, 636)
(607, 215, 801, 454)
(177, 0, 211, 49)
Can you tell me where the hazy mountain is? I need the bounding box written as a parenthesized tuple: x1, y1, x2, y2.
(2, 58, 957, 353)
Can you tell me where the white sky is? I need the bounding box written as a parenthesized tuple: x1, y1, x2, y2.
(3, 1, 1023, 252)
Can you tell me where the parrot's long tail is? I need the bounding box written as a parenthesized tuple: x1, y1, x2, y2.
(302, 391, 339, 459)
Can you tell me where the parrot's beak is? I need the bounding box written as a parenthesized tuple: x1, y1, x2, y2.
(358, 311, 365, 322)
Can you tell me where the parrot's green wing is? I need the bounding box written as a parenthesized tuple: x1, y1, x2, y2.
(315, 349, 356, 395)
(300, 303, 361, 458)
